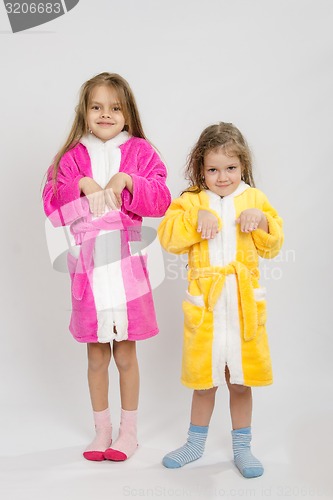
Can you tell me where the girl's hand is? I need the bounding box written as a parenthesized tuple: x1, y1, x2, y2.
(236, 208, 268, 233)
(79, 177, 105, 217)
(197, 210, 219, 239)
(104, 173, 133, 210)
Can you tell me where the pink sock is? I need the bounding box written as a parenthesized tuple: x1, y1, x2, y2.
(83, 408, 112, 461)
(104, 409, 138, 461)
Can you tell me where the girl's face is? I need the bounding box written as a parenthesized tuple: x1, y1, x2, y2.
(203, 149, 242, 197)
(87, 85, 125, 142)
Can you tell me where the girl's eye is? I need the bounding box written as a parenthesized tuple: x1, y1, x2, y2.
(228, 166, 237, 171)
(113, 106, 121, 112)
(92, 105, 100, 110)
(207, 168, 216, 173)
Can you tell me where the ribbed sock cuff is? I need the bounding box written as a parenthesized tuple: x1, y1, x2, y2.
(189, 424, 209, 434)
(232, 426, 251, 435)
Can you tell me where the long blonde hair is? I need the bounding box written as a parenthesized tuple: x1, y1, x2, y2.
(51, 72, 147, 182)
(184, 122, 255, 194)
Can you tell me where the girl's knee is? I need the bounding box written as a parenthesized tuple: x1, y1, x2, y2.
(228, 383, 250, 395)
(113, 342, 137, 372)
(87, 343, 111, 371)
(194, 387, 218, 398)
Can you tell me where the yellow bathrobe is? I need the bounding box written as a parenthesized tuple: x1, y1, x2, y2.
(158, 181, 283, 389)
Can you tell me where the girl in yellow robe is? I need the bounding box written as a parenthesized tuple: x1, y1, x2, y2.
(157, 122, 283, 477)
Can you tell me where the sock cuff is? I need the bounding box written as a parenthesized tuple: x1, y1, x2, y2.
(121, 408, 138, 421)
(189, 424, 209, 434)
(93, 407, 111, 425)
(232, 426, 251, 435)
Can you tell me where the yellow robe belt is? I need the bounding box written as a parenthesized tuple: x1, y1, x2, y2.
(188, 261, 258, 342)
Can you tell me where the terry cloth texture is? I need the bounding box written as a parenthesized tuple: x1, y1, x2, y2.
(43, 134, 171, 343)
(158, 182, 283, 389)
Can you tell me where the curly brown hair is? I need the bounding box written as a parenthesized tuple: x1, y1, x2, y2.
(184, 122, 255, 193)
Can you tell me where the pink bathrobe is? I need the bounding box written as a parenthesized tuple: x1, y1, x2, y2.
(43, 136, 171, 343)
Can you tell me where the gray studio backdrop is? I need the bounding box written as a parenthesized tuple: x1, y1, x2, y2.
(1, 1, 332, 499)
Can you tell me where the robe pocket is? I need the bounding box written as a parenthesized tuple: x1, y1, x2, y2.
(254, 288, 267, 326)
(130, 253, 148, 281)
(182, 293, 205, 330)
(184, 290, 205, 307)
(256, 299, 267, 326)
(254, 287, 266, 301)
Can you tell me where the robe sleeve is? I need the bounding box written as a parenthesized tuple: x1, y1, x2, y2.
(251, 192, 284, 259)
(122, 141, 171, 217)
(42, 149, 88, 227)
(157, 193, 222, 254)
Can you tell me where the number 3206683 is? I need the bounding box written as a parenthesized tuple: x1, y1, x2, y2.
(5, 3, 62, 14)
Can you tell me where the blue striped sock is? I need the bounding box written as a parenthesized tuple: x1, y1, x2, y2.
(231, 427, 264, 478)
(162, 424, 208, 468)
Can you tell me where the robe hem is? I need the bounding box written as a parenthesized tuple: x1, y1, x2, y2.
(70, 327, 159, 343)
(127, 327, 159, 341)
(181, 378, 273, 389)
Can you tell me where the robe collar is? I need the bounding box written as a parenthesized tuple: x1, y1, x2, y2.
(206, 180, 250, 201)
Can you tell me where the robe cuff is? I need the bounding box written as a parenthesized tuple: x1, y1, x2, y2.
(59, 174, 85, 206)
(251, 213, 282, 250)
(123, 173, 170, 217)
(48, 175, 88, 227)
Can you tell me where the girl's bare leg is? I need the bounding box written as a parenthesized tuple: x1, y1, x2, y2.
(191, 387, 218, 426)
(104, 340, 139, 461)
(225, 366, 263, 478)
(84, 343, 112, 461)
(113, 340, 139, 410)
(225, 366, 252, 429)
(87, 342, 111, 411)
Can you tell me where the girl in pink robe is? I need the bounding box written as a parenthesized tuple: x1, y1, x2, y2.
(43, 72, 171, 462)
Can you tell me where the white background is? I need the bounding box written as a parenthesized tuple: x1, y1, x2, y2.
(0, 1, 332, 499)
